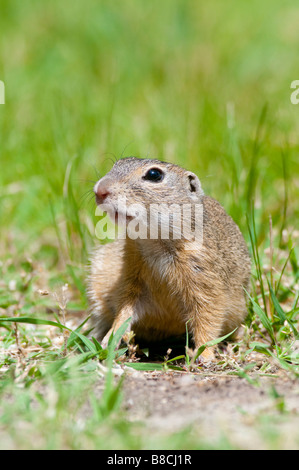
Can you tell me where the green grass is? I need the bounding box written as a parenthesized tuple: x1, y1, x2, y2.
(1, 0, 299, 449)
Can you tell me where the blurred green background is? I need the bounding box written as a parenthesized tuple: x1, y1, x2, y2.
(0, 0, 298, 266)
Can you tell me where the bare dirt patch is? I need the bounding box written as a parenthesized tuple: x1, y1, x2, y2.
(118, 370, 299, 449)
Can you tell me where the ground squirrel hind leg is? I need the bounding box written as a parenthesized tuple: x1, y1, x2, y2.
(189, 308, 225, 362)
(89, 309, 114, 343)
(100, 304, 135, 349)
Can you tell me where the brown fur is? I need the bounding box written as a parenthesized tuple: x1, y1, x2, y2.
(87, 158, 251, 359)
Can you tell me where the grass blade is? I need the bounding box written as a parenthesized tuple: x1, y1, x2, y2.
(0, 316, 69, 330)
(268, 283, 298, 337)
(194, 328, 238, 360)
(106, 317, 132, 364)
(244, 290, 275, 343)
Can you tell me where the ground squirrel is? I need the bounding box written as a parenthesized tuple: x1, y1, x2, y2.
(87, 157, 251, 360)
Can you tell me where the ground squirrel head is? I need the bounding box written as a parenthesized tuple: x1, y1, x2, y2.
(93, 157, 204, 239)
(94, 157, 203, 206)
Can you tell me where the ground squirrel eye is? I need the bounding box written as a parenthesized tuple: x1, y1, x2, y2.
(143, 168, 164, 182)
(188, 174, 197, 193)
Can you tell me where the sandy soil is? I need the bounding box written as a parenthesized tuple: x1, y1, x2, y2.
(117, 369, 299, 449)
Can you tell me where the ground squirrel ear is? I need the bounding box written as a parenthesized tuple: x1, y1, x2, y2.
(187, 172, 203, 198)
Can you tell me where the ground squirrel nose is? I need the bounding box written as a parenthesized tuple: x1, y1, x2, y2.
(94, 179, 111, 203)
